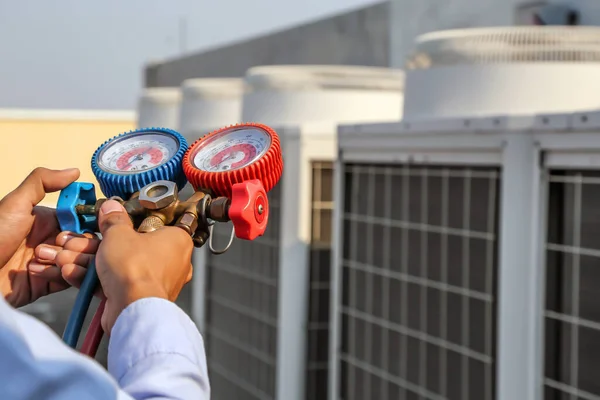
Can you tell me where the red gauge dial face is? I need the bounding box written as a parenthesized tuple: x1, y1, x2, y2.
(192, 127, 271, 172)
(209, 143, 257, 171)
(98, 132, 179, 174)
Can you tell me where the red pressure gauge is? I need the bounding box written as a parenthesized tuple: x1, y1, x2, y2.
(182, 123, 284, 240)
(183, 123, 283, 197)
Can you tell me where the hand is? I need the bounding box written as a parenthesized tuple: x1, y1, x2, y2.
(0, 167, 81, 307)
(38, 200, 194, 333)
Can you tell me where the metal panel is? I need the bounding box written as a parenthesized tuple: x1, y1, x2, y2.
(307, 161, 335, 400)
(338, 163, 500, 400)
(204, 182, 282, 400)
(544, 170, 600, 400)
(495, 133, 546, 400)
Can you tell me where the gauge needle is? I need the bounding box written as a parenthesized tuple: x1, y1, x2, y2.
(219, 153, 235, 166)
(124, 147, 150, 169)
(222, 150, 244, 163)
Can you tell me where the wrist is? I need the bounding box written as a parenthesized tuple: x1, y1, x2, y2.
(103, 283, 170, 334)
(123, 283, 170, 306)
(107, 272, 171, 309)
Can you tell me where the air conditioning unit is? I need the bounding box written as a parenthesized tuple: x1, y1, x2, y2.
(201, 65, 404, 400)
(177, 78, 244, 329)
(137, 87, 181, 129)
(329, 26, 600, 400)
(403, 26, 600, 119)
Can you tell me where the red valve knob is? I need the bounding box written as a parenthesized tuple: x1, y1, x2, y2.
(229, 179, 269, 240)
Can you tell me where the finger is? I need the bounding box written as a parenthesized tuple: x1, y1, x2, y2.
(54, 250, 94, 268)
(55, 232, 100, 253)
(64, 230, 96, 238)
(56, 231, 96, 242)
(35, 245, 61, 262)
(2, 167, 80, 209)
(61, 263, 87, 287)
(62, 264, 104, 298)
(28, 262, 64, 282)
(97, 200, 133, 235)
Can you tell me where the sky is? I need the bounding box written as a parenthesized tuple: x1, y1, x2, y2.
(0, 0, 379, 111)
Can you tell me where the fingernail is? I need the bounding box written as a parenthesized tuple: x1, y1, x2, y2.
(59, 233, 77, 244)
(38, 246, 57, 261)
(100, 200, 124, 215)
(61, 168, 79, 173)
(29, 262, 48, 273)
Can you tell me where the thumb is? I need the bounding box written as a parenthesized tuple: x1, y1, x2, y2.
(98, 200, 133, 235)
(3, 167, 80, 209)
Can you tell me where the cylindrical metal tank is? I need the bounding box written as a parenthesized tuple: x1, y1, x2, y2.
(137, 87, 181, 129)
(242, 65, 405, 124)
(403, 26, 600, 119)
(179, 78, 244, 145)
(178, 78, 244, 334)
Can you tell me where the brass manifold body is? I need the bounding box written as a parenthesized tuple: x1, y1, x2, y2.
(75, 180, 230, 248)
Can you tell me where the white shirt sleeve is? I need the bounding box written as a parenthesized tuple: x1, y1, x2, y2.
(109, 297, 211, 399)
(0, 294, 210, 400)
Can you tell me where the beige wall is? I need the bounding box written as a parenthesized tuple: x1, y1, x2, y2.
(0, 109, 135, 207)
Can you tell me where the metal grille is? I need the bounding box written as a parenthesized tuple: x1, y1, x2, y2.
(544, 170, 600, 400)
(204, 182, 281, 400)
(405, 27, 600, 69)
(339, 164, 500, 400)
(307, 162, 334, 400)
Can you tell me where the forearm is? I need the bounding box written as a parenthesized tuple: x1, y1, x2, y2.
(108, 298, 210, 400)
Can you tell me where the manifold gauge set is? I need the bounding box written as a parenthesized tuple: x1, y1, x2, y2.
(55, 123, 283, 356)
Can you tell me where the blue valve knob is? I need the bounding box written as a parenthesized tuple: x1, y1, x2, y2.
(56, 182, 98, 234)
(91, 127, 188, 199)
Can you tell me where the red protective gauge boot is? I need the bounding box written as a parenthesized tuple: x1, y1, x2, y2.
(182, 123, 283, 198)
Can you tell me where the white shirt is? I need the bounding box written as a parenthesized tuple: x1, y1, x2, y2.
(0, 295, 210, 399)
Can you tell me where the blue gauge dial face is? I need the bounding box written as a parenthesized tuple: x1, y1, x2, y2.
(98, 131, 179, 175)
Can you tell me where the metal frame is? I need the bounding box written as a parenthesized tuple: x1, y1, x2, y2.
(534, 115, 600, 398)
(496, 132, 545, 400)
(329, 147, 345, 400)
(534, 125, 600, 400)
(275, 123, 337, 400)
(306, 159, 335, 400)
(331, 115, 586, 400)
(332, 120, 506, 400)
(191, 247, 208, 332)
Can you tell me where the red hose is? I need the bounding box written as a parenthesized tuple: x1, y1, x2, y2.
(80, 299, 106, 357)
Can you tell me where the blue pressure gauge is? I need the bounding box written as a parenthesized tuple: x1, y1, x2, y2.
(91, 127, 188, 199)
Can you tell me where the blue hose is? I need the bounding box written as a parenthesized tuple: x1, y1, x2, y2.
(62, 259, 100, 348)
